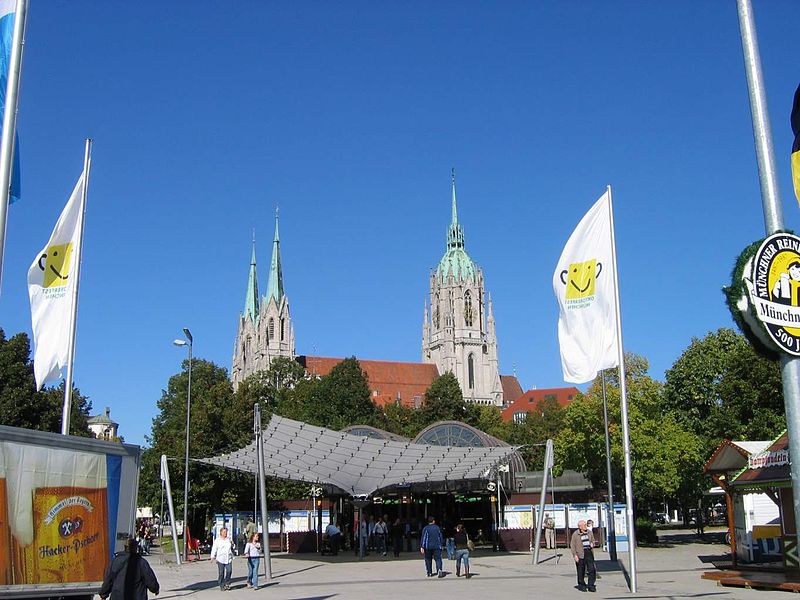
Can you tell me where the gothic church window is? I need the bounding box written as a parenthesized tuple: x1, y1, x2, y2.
(468, 353, 475, 390)
(269, 318, 275, 340)
(280, 318, 285, 341)
(464, 291, 474, 326)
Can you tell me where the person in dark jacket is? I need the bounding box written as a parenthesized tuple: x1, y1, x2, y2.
(420, 516, 445, 578)
(99, 538, 160, 600)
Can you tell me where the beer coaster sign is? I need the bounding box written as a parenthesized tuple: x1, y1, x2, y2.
(742, 232, 800, 355)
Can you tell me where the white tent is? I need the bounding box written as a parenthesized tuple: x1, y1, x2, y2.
(199, 415, 518, 497)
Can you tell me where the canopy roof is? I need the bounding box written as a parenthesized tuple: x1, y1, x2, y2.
(199, 415, 519, 498)
(704, 439, 771, 475)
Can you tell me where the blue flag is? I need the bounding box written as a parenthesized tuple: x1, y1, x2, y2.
(0, 0, 20, 204)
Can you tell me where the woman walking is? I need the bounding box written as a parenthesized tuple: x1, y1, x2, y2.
(453, 523, 472, 579)
(244, 533, 262, 590)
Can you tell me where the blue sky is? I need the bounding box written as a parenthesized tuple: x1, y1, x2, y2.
(1, 1, 798, 447)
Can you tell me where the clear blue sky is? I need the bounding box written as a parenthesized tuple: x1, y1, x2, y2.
(1, 1, 798, 447)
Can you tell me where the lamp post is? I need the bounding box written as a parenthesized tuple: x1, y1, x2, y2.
(173, 328, 193, 562)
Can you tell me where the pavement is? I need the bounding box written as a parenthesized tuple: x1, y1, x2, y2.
(144, 530, 792, 600)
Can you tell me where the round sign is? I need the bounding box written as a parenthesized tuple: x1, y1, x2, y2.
(746, 232, 800, 355)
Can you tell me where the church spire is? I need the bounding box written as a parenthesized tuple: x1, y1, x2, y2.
(243, 230, 259, 321)
(266, 208, 284, 304)
(447, 168, 465, 250)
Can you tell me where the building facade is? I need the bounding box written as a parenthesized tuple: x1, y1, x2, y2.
(421, 172, 503, 406)
(231, 213, 295, 390)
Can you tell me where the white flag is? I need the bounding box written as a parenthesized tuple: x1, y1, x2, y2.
(27, 172, 86, 390)
(552, 190, 619, 383)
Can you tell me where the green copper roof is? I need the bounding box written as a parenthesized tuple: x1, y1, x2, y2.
(437, 170, 476, 282)
(243, 234, 259, 321)
(265, 210, 284, 304)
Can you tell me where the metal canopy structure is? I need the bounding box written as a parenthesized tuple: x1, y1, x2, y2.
(198, 415, 518, 498)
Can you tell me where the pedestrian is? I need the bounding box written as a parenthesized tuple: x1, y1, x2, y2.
(244, 533, 262, 589)
(245, 516, 257, 541)
(373, 515, 388, 556)
(98, 537, 160, 600)
(390, 517, 404, 557)
(544, 512, 556, 549)
(570, 520, 597, 592)
(453, 523, 472, 578)
(358, 515, 369, 556)
(325, 520, 342, 555)
(445, 522, 455, 560)
(211, 527, 236, 591)
(420, 516, 445, 578)
(367, 515, 376, 551)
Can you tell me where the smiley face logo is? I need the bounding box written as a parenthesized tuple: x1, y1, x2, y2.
(37, 242, 74, 288)
(560, 259, 603, 300)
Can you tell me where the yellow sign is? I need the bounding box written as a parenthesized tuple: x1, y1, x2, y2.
(565, 259, 599, 300)
(42, 243, 73, 289)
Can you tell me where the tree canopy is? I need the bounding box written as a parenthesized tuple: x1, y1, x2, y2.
(0, 328, 91, 436)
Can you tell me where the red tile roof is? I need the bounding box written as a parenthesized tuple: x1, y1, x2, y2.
(298, 356, 440, 409)
(501, 375, 524, 404)
(500, 387, 580, 422)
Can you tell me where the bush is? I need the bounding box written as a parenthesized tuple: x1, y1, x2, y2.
(635, 517, 658, 544)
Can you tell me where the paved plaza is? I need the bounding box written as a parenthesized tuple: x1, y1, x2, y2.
(145, 531, 792, 600)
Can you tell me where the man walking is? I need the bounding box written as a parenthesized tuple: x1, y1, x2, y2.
(99, 538, 159, 600)
(420, 516, 445, 578)
(211, 527, 236, 591)
(544, 512, 556, 549)
(373, 515, 388, 556)
(570, 520, 597, 592)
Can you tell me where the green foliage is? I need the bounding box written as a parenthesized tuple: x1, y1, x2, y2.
(555, 354, 705, 510)
(421, 372, 469, 423)
(507, 396, 566, 468)
(139, 358, 254, 536)
(635, 516, 658, 544)
(663, 328, 784, 452)
(0, 328, 91, 436)
(298, 357, 383, 430)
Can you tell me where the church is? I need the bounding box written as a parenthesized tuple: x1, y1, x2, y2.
(230, 173, 524, 409)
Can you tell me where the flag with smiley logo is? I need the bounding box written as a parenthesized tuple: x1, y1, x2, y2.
(552, 190, 618, 383)
(27, 172, 87, 389)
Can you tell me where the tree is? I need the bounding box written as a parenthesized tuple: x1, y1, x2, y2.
(420, 372, 468, 425)
(0, 328, 91, 436)
(555, 354, 704, 513)
(508, 396, 566, 469)
(139, 359, 254, 537)
(663, 328, 784, 452)
(300, 357, 382, 430)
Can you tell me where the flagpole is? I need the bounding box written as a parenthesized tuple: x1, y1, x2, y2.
(61, 138, 92, 435)
(0, 0, 28, 294)
(736, 0, 800, 559)
(606, 184, 637, 592)
(601, 370, 618, 561)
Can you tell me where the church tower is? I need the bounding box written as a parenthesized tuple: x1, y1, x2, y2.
(231, 212, 295, 390)
(422, 171, 503, 406)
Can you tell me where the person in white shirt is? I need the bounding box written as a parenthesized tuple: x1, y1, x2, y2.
(325, 522, 342, 555)
(210, 527, 235, 591)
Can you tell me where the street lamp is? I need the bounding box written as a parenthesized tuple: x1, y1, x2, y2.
(173, 328, 193, 562)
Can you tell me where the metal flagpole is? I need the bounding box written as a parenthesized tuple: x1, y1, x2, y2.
(61, 138, 92, 435)
(255, 404, 272, 580)
(161, 455, 182, 565)
(532, 439, 553, 564)
(549, 462, 558, 562)
(736, 0, 800, 551)
(0, 0, 28, 294)
(606, 184, 637, 592)
(601, 371, 618, 561)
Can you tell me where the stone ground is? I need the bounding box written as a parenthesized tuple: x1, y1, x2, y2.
(145, 530, 790, 600)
